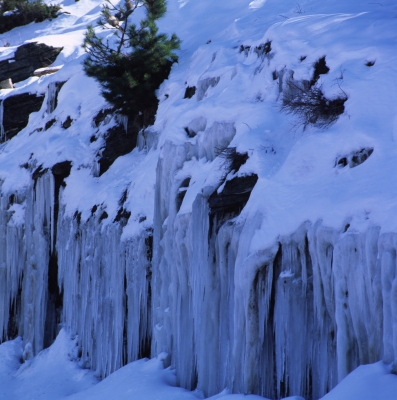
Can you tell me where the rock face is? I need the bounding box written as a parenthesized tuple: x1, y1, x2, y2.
(98, 108, 156, 176)
(2, 93, 45, 141)
(209, 174, 258, 220)
(0, 79, 13, 89)
(0, 42, 63, 84)
(98, 122, 138, 176)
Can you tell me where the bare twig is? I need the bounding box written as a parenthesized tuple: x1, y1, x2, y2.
(242, 122, 252, 130)
(281, 79, 348, 130)
(294, 3, 304, 14)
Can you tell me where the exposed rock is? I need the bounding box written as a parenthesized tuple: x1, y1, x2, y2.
(209, 174, 258, 222)
(98, 108, 156, 176)
(176, 177, 191, 212)
(336, 147, 374, 168)
(0, 42, 63, 84)
(239, 44, 251, 55)
(51, 160, 72, 179)
(184, 116, 207, 138)
(93, 108, 114, 127)
(98, 123, 137, 176)
(310, 56, 330, 87)
(113, 208, 131, 225)
(45, 118, 56, 131)
(62, 116, 73, 129)
(0, 78, 13, 89)
(33, 66, 62, 77)
(254, 40, 272, 57)
(184, 86, 196, 99)
(2, 92, 45, 141)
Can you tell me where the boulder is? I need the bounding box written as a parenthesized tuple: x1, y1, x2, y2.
(2, 92, 45, 141)
(0, 78, 13, 89)
(0, 42, 63, 83)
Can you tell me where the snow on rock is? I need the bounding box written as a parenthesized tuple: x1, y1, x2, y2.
(0, 0, 396, 399)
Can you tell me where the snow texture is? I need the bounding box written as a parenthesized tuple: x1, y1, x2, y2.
(0, 0, 396, 399)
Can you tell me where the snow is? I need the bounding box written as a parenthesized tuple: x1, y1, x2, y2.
(0, 329, 275, 400)
(322, 362, 397, 400)
(0, 329, 98, 399)
(0, 0, 396, 398)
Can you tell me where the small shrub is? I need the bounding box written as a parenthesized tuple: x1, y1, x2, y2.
(218, 147, 248, 174)
(281, 80, 347, 129)
(0, 0, 60, 34)
(255, 40, 272, 57)
(239, 44, 251, 55)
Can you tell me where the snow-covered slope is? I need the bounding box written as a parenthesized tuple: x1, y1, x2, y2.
(0, 0, 396, 399)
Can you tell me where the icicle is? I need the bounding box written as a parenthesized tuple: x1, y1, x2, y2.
(0, 100, 4, 141)
(115, 114, 128, 133)
(46, 82, 65, 114)
(10, 171, 53, 355)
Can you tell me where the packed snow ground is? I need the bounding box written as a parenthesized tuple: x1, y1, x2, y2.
(0, 0, 397, 398)
(0, 331, 296, 400)
(0, 331, 395, 400)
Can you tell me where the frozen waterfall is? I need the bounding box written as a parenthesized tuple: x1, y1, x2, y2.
(0, 80, 394, 400)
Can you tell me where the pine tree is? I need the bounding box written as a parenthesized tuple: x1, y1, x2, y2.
(83, 0, 180, 119)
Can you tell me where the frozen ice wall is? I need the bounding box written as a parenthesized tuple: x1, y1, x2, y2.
(0, 144, 394, 400)
(151, 136, 393, 399)
(57, 211, 152, 377)
(0, 164, 153, 378)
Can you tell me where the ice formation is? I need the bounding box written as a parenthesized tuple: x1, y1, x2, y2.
(0, 119, 394, 399)
(149, 137, 390, 399)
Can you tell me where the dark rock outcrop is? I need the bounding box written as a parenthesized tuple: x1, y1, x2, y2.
(98, 108, 156, 176)
(336, 147, 374, 168)
(184, 86, 196, 99)
(98, 123, 137, 176)
(0, 42, 63, 84)
(209, 174, 258, 221)
(2, 92, 45, 141)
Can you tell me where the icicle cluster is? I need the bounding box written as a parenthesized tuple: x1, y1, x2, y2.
(0, 171, 53, 355)
(0, 93, 396, 400)
(0, 169, 153, 377)
(57, 210, 152, 377)
(151, 135, 395, 400)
